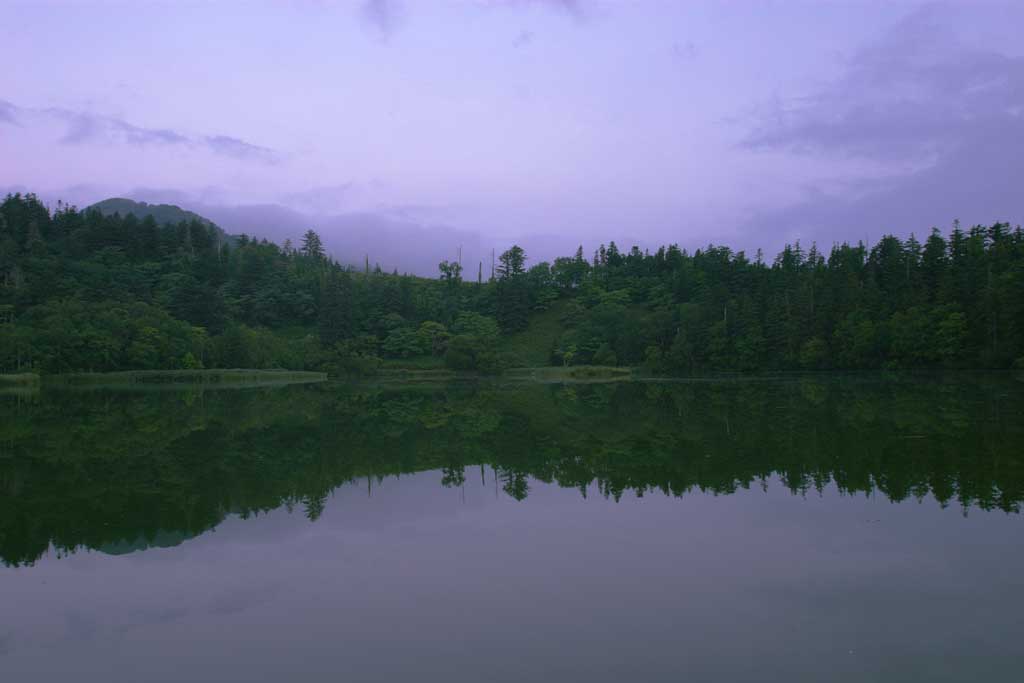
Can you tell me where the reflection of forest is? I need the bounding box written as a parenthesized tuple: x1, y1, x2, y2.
(2, 375, 1021, 566)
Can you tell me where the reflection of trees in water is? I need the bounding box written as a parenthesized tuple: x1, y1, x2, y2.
(1, 376, 1021, 566)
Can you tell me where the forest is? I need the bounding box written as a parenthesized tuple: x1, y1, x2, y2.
(2, 191, 1023, 375)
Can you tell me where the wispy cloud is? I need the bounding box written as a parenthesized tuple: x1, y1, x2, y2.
(512, 29, 534, 48)
(359, 0, 403, 39)
(671, 40, 698, 62)
(2, 99, 282, 165)
(494, 0, 587, 22)
(280, 183, 355, 213)
(742, 5, 1024, 163)
(489, 0, 585, 20)
(357, 0, 587, 39)
(740, 4, 1024, 243)
(204, 135, 280, 164)
(55, 109, 189, 147)
(0, 99, 19, 125)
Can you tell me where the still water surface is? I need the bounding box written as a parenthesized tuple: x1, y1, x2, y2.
(2, 375, 1022, 681)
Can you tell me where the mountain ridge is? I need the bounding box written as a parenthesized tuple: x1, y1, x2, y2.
(87, 197, 237, 246)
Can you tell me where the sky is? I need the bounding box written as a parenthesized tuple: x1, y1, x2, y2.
(1, 0, 1023, 273)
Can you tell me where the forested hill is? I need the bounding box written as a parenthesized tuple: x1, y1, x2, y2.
(87, 197, 235, 246)
(1, 191, 1023, 375)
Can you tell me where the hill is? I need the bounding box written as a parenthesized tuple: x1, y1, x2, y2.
(87, 197, 236, 246)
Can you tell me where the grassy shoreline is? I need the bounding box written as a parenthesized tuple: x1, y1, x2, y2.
(13, 366, 1011, 393)
(0, 373, 41, 385)
(46, 369, 327, 387)
(504, 365, 635, 383)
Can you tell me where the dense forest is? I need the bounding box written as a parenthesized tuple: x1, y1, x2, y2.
(2, 376, 1021, 566)
(2, 191, 1023, 375)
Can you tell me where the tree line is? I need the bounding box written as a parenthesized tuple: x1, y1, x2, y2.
(2, 191, 1023, 374)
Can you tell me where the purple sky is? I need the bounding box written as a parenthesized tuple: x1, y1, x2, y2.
(2, 1, 1023, 271)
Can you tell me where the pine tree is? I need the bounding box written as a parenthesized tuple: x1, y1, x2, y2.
(301, 229, 324, 260)
(496, 246, 526, 279)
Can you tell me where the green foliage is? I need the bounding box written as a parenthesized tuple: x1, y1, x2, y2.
(592, 342, 618, 366)
(381, 327, 423, 358)
(438, 259, 463, 286)
(546, 224, 1024, 373)
(301, 229, 325, 260)
(886, 306, 967, 367)
(451, 311, 500, 342)
(318, 271, 353, 347)
(3, 191, 1024, 374)
(496, 277, 531, 332)
(318, 340, 382, 377)
(497, 245, 526, 279)
(444, 335, 481, 371)
(834, 312, 881, 369)
(500, 299, 573, 367)
(444, 318, 504, 373)
(557, 344, 578, 367)
(799, 337, 828, 370)
(181, 351, 204, 369)
(417, 320, 450, 356)
(0, 299, 206, 373)
(90, 197, 217, 228)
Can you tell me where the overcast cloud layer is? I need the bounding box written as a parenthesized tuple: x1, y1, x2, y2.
(1, 1, 1022, 273)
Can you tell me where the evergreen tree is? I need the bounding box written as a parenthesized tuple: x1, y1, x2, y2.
(301, 229, 324, 260)
(497, 246, 526, 279)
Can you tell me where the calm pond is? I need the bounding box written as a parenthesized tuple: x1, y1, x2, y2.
(2, 375, 1023, 682)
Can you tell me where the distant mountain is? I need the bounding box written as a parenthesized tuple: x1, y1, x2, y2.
(113, 198, 482, 275)
(90, 196, 601, 276)
(195, 203, 484, 275)
(87, 197, 236, 246)
(89, 197, 217, 228)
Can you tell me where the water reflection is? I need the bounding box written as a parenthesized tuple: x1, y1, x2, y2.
(1, 375, 1021, 566)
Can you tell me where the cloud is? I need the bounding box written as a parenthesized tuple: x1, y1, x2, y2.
(203, 135, 281, 164)
(512, 29, 534, 48)
(359, 0, 403, 39)
(671, 41, 697, 62)
(56, 110, 189, 147)
(358, 0, 587, 38)
(114, 120, 190, 146)
(743, 118, 1024, 248)
(739, 4, 1024, 246)
(280, 183, 355, 214)
(126, 185, 232, 207)
(0, 99, 19, 125)
(1, 98, 282, 165)
(487, 0, 587, 22)
(743, 5, 1024, 163)
(127, 186, 193, 205)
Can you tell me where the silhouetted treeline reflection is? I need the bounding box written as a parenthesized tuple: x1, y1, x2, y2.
(1, 375, 1021, 566)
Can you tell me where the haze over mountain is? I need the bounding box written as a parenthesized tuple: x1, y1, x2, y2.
(80, 193, 601, 276)
(191, 201, 494, 276)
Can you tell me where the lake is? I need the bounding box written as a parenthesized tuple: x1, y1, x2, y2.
(2, 375, 1022, 682)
